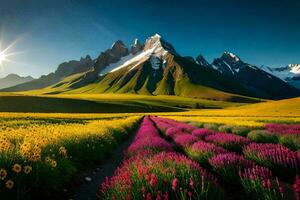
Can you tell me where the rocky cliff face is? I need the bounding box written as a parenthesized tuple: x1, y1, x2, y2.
(94, 40, 129, 73)
(55, 55, 94, 78)
(130, 39, 143, 55)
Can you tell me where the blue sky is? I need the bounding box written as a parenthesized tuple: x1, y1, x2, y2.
(0, 0, 299, 78)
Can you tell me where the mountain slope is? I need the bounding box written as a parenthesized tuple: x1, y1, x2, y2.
(0, 74, 34, 89)
(211, 52, 300, 99)
(260, 64, 300, 89)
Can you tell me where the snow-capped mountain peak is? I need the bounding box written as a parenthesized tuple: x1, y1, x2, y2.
(222, 51, 240, 62)
(260, 64, 300, 80)
(111, 40, 126, 49)
(259, 64, 300, 89)
(130, 38, 143, 55)
(99, 34, 175, 75)
(143, 33, 177, 56)
(133, 38, 139, 45)
(211, 52, 244, 75)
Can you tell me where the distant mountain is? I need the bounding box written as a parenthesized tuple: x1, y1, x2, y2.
(2, 33, 299, 100)
(0, 74, 34, 89)
(1, 55, 94, 92)
(260, 64, 300, 89)
(211, 52, 300, 99)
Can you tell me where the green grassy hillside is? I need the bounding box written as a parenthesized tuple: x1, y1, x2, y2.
(0, 93, 248, 113)
(157, 97, 300, 126)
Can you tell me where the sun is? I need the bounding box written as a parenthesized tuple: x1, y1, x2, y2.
(0, 51, 6, 65)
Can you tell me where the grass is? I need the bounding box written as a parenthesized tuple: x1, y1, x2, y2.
(157, 97, 300, 127)
(0, 93, 247, 113)
(15, 63, 262, 103)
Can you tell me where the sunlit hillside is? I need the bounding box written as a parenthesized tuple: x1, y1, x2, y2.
(160, 97, 300, 126)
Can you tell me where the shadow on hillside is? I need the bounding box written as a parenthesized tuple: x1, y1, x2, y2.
(0, 95, 184, 113)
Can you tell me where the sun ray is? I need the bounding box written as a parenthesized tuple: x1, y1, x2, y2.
(5, 50, 28, 57)
(2, 36, 23, 54)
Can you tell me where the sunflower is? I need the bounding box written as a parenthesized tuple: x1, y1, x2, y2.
(0, 168, 7, 180)
(5, 180, 14, 189)
(23, 165, 32, 174)
(12, 164, 22, 173)
(51, 160, 57, 168)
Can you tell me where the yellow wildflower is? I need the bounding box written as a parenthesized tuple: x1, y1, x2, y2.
(12, 164, 22, 173)
(51, 160, 57, 168)
(5, 180, 14, 189)
(59, 146, 67, 157)
(23, 165, 32, 174)
(0, 168, 7, 180)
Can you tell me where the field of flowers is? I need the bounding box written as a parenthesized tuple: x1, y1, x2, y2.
(153, 118, 300, 200)
(99, 116, 223, 200)
(0, 112, 299, 199)
(0, 115, 142, 199)
(100, 116, 300, 200)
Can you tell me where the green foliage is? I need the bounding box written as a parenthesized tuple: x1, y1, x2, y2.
(278, 135, 300, 150)
(231, 126, 251, 136)
(247, 130, 278, 143)
(240, 178, 284, 200)
(203, 123, 220, 131)
(188, 121, 204, 128)
(218, 125, 232, 133)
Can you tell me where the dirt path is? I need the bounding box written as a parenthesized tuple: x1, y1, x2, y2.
(67, 133, 137, 200)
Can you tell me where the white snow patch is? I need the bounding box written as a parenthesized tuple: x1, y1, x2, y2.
(222, 60, 235, 74)
(229, 53, 240, 62)
(111, 42, 116, 48)
(224, 51, 240, 62)
(248, 65, 257, 70)
(99, 54, 135, 75)
(162, 59, 167, 69)
(197, 59, 209, 66)
(153, 33, 161, 38)
(212, 64, 219, 70)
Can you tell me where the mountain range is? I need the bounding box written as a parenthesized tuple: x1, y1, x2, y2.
(1, 33, 299, 101)
(0, 74, 34, 89)
(260, 64, 300, 89)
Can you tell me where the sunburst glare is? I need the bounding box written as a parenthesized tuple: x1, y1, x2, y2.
(0, 51, 6, 65)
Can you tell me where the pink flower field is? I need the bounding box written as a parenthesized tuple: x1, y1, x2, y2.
(98, 116, 300, 200)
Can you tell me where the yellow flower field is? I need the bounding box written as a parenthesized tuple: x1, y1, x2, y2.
(0, 115, 141, 198)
